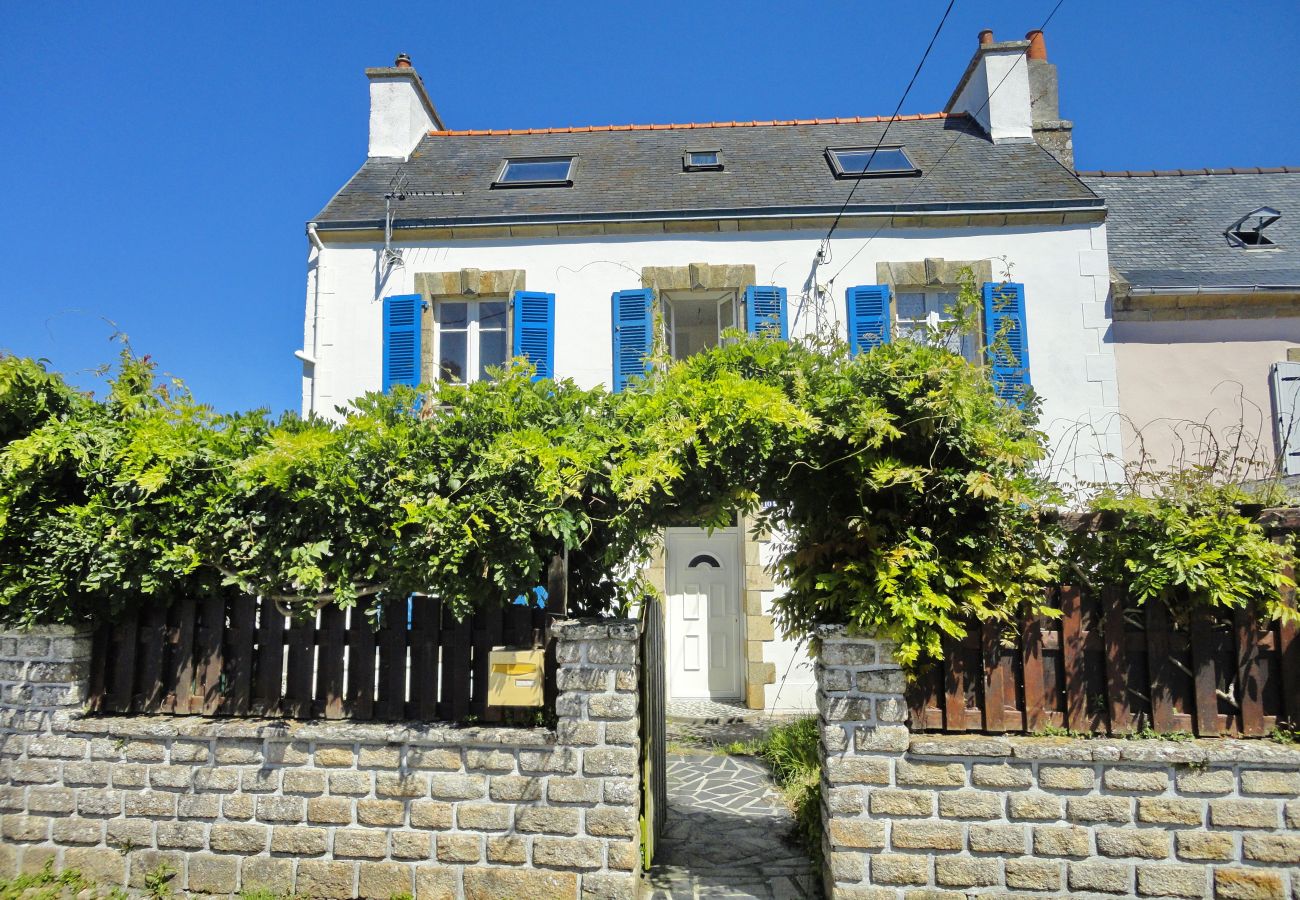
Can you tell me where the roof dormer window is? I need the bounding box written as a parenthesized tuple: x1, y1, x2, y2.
(1228, 206, 1281, 249)
(826, 146, 920, 179)
(493, 156, 576, 188)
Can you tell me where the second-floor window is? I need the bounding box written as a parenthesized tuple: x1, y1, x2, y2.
(662, 291, 739, 361)
(435, 299, 508, 383)
(895, 290, 981, 364)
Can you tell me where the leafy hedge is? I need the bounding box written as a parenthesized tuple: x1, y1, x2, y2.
(1, 313, 1293, 667)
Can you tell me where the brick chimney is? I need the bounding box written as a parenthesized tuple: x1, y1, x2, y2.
(365, 53, 445, 159)
(944, 29, 1074, 169)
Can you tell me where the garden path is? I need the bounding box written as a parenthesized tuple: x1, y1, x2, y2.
(642, 751, 821, 899)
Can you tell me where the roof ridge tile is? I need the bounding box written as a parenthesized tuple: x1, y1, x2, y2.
(1078, 166, 1300, 177)
(427, 111, 958, 137)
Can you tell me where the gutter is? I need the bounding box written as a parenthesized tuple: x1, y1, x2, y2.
(310, 198, 1106, 234)
(1127, 284, 1300, 296)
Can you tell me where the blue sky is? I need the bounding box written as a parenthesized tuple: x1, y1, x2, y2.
(2, 1, 1297, 415)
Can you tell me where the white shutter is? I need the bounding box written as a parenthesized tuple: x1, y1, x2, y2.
(1271, 362, 1300, 475)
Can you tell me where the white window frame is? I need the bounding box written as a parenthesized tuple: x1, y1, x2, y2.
(894, 289, 982, 365)
(660, 290, 740, 361)
(433, 298, 511, 384)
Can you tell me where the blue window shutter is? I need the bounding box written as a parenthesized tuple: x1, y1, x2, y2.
(611, 289, 654, 392)
(744, 286, 788, 339)
(382, 294, 423, 391)
(512, 290, 555, 380)
(983, 282, 1031, 407)
(845, 285, 892, 355)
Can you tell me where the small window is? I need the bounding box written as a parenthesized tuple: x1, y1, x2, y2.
(826, 146, 920, 178)
(684, 149, 723, 171)
(494, 156, 575, 188)
(1228, 206, 1282, 249)
(687, 554, 721, 569)
(435, 299, 509, 383)
(896, 291, 980, 365)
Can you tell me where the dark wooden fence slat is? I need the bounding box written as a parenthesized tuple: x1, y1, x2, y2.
(165, 599, 197, 715)
(283, 612, 316, 719)
(1235, 604, 1266, 736)
(1102, 586, 1132, 734)
(477, 604, 505, 723)
(1189, 607, 1220, 736)
(981, 621, 1007, 733)
(446, 613, 474, 723)
(1022, 597, 1049, 733)
(108, 615, 140, 713)
(346, 606, 377, 721)
(315, 605, 347, 719)
(87, 625, 110, 713)
(196, 595, 227, 715)
(1059, 586, 1087, 732)
(225, 594, 258, 716)
(534, 605, 557, 716)
(941, 635, 969, 733)
(1146, 600, 1178, 733)
(1278, 543, 1300, 727)
(253, 599, 287, 716)
(136, 604, 169, 713)
(413, 597, 442, 721)
(376, 598, 407, 721)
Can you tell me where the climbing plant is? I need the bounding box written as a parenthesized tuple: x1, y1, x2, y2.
(1, 288, 1293, 668)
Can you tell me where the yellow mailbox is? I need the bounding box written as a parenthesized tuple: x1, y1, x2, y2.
(487, 647, 545, 707)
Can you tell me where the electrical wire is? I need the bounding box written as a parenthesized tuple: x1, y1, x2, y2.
(818, 0, 959, 262)
(826, 0, 1070, 285)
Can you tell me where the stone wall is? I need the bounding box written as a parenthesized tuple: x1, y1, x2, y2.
(0, 620, 640, 899)
(816, 626, 1300, 900)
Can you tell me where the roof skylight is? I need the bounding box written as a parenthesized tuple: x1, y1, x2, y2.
(494, 156, 576, 188)
(1228, 206, 1281, 249)
(684, 150, 723, 171)
(826, 146, 920, 179)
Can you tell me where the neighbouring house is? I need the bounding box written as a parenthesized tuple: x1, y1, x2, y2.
(300, 31, 1122, 712)
(1081, 169, 1300, 479)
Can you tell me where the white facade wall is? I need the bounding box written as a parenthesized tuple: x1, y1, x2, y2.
(305, 223, 1122, 482)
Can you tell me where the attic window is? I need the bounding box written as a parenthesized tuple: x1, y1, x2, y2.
(826, 146, 920, 179)
(494, 156, 575, 188)
(1228, 206, 1281, 249)
(684, 150, 723, 171)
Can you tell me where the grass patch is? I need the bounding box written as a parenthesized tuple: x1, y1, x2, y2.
(0, 863, 99, 900)
(755, 715, 823, 865)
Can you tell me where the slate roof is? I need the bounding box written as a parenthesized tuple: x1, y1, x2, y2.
(1080, 169, 1300, 290)
(313, 113, 1101, 228)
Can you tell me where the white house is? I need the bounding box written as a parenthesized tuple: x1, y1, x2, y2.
(301, 31, 1121, 713)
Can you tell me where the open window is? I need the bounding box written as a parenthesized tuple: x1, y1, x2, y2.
(660, 290, 740, 360)
(433, 299, 509, 383)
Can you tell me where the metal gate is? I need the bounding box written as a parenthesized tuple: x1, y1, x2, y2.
(639, 594, 667, 868)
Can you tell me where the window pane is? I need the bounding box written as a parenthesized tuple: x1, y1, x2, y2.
(498, 157, 573, 184)
(439, 331, 467, 383)
(479, 330, 508, 380)
(479, 301, 507, 329)
(831, 147, 916, 175)
(437, 302, 468, 328)
(688, 151, 719, 167)
(896, 293, 926, 321)
(933, 292, 959, 321)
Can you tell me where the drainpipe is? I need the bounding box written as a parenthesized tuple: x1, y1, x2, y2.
(303, 222, 325, 414)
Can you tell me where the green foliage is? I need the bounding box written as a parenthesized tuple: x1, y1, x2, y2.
(1, 268, 1294, 671)
(1071, 473, 1296, 627)
(0, 861, 93, 900)
(756, 716, 823, 863)
(143, 862, 175, 899)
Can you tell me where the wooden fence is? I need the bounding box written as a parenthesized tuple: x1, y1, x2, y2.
(908, 580, 1300, 737)
(88, 594, 556, 723)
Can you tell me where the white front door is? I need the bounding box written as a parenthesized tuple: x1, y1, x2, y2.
(666, 529, 743, 700)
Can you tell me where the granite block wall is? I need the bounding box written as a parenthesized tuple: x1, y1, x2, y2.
(816, 625, 1300, 900)
(0, 619, 641, 899)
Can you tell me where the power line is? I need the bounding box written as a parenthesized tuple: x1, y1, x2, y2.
(818, 0, 958, 262)
(827, 0, 1070, 284)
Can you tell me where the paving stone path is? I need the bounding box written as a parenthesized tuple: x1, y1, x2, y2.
(643, 751, 821, 899)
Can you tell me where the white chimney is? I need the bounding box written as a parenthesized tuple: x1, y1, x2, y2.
(944, 31, 1034, 145)
(366, 54, 445, 159)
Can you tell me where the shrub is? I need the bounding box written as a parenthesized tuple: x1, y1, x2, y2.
(757, 716, 823, 861)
